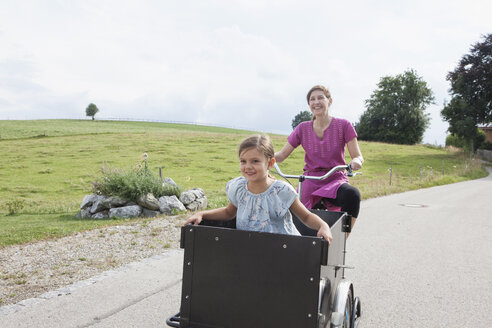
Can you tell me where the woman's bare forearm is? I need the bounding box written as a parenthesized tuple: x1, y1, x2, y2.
(274, 142, 295, 163)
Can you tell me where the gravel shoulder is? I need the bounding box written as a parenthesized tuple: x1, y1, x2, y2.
(0, 215, 186, 307)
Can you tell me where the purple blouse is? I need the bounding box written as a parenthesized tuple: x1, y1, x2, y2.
(287, 118, 357, 209)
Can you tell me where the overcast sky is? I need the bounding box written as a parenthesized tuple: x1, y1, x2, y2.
(1, 1, 491, 145)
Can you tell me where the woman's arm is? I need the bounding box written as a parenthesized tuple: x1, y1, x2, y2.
(184, 202, 237, 226)
(347, 138, 364, 170)
(274, 142, 295, 163)
(290, 198, 333, 243)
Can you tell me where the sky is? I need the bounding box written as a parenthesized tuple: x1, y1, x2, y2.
(1, 1, 491, 145)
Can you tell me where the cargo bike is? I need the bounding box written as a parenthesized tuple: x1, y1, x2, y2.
(167, 163, 362, 328)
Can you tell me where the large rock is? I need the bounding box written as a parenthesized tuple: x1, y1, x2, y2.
(191, 188, 206, 199)
(137, 193, 160, 211)
(101, 196, 128, 209)
(158, 195, 186, 215)
(186, 197, 207, 211)
(180, 188, 207, 211)
(90, 195, 108, 214)
(179, 190, 196, 205)
(92, 210, 109, 219)
(163, 177, 177, 187)
(80, 194, 99, 209)
(142, 208, 161, 218)
(109, 205, 142, 218)
(77, 207, 92, 219)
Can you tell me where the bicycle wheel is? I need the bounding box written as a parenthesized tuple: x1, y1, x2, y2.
(342, 288, 353, 328)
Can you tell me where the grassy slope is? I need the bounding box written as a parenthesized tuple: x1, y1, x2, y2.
(0, 119, 255, 140)
(0, 119, 487, 246)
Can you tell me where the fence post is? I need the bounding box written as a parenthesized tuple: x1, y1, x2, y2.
(389, 162, 393, 185)
(159, 167, 162, 181)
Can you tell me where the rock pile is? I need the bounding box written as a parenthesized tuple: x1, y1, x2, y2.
(77, 188, 207, 219)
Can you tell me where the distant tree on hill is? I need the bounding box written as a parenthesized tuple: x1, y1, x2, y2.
(291, 110, 312, 129)
(441, 34, 492, 152)
(355, 69, 434, 144)
(86, 103, 99, 120)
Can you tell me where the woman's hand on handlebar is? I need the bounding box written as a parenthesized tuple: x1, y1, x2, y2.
(184, 212, 203, 226)
(317, 223, 333, 245)
(349, 157, 363, 170)
(347, 138, 363, 170)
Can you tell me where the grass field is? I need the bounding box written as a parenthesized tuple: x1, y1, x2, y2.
(0, 119, 488, 247)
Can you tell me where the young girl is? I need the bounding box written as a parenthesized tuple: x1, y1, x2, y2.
(184, 134, 333, 243)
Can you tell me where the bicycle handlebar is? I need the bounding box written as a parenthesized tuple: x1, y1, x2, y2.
(273, 163, 358, 203)
(273, 163, 354, 180)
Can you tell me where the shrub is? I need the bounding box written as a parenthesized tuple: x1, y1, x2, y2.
(480, 141, 492, 150)
(445, 134, 465, 148)
(4, 199, 25, 215)
(92, 162, 182, 202)
(476, 129, 486, 150)
(445, 129, 486, 151)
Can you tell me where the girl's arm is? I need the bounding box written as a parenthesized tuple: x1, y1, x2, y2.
(290, 198, 333, 244)
(274, 142, 295, 163)
(347, 138, 364, 170)
(184, 202, 237, 226)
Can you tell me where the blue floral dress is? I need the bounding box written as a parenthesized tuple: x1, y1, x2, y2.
(226, 177, 300, 236)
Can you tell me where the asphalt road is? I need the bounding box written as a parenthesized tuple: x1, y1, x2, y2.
(2, 168, 491, 328)
(346, 167, 492, 327)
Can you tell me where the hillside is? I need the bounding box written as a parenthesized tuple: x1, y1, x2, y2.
(0, 119, 487, 246)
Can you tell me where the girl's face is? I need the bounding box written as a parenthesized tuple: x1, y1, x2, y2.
(239, 147, 274, 184)
(309, 89, 331, 116)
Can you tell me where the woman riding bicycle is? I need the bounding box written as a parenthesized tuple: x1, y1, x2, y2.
(275, 85, 364, 231)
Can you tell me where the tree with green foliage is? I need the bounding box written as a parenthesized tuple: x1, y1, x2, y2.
(441, 34, 492, 152)
(445, 129, 486, 151)
(291, 110, 312, 129)
(86, 103, 99, 120)
(355, 69, 434, 144)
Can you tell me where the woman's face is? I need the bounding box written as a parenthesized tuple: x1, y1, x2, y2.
(308, 89, 331, 116)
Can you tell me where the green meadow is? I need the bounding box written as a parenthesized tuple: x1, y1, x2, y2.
(0, 119, 488, 247)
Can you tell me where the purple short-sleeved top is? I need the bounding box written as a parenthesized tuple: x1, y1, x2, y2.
(287, 118, 357, 209)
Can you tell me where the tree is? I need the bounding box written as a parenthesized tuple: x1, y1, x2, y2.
(291, 110, 312, 129)
(441, 34, 492, 152)
(445, 129, 486, 151)
(86, 103, 99, 120)
(355, 69, 434, 144)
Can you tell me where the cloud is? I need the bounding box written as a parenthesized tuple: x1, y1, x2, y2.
(1, 0, 492, 143)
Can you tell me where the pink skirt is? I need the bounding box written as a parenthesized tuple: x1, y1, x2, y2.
(298, 170, 348, 210)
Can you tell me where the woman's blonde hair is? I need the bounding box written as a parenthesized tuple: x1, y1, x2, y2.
(238, 134, 275, 160)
